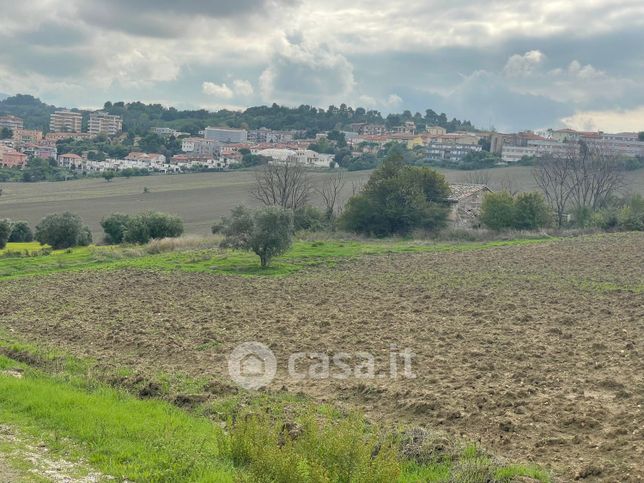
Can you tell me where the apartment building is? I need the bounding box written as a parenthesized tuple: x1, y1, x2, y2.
(49, 110, 82, 133)
(587, 132, 644, 158)
(247, 128, 295, 144)
(501, 139, 579, 163)
(181, 137, 220, 155)
(204, 127, 247, 143)
(12, 129, 43, 145)
(88, 112, 123, 136)
(426, 143, 482, 163)
(0, 115, 23, 132)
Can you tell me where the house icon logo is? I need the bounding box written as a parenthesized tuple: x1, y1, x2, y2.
(228, 342, 277, 390)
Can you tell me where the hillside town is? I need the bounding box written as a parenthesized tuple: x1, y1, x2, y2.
(1, 108, 643, 176)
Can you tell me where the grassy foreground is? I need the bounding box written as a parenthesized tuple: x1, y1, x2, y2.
(0, 343, 551, 482)
(0, 237, 553, 280)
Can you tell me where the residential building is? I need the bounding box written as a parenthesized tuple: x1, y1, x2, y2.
(501, 139, 578, 163)
(204, 127, 247, 143)
(426, 142, 482, 163)
(151, 127, 189, 137)
(0, 115, 23, 132)
(12, 129, 43, 145)
(426, 132, 481, 146)
(349, 123, 387, 136)
(426, 126, 447, 136)
(45, 132, 92, 142)
(181, 137, 220, 156)
(125, 152, 166, 164)
(88, 112, 123, 136)
(0, 146, 28, 168)
(57, 153, 84, 169)
(32, 144, 58, 160)
(256, 148, 334, 168)
(391, 121, 416, 135)
(587, 132, 644, 158)
(49, 110, 82, 133)
(247, 128, 295, 143)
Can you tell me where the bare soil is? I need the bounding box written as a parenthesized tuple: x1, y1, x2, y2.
(0, 233, 642, 481)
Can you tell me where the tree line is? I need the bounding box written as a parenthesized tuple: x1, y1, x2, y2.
(1, 94, 476, 136)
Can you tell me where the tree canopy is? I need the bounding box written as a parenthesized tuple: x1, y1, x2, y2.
(0, 95, 477, 136)
(339, 151, 451, 236)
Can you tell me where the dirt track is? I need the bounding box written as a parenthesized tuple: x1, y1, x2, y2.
(1, 233, 642, 481)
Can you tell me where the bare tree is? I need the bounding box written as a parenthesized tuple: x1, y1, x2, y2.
(251, 160, 312, 210)
(494, 173, 519, 196)
(567, 143, 625, 211)
(316, 170, 346, 218)
(351, 179, 365, 196)
(460, 171, 491, 186)
(532, 148, 577, 227)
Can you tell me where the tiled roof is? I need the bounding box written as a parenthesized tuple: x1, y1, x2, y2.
(447, 184, 490, 201)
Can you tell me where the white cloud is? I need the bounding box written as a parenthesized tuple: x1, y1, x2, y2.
(385, 94, 403, 109)
(566, 60, 604, 80)
(232, 79, 254, 97)
(503, 50, 545, 77)
(562, 106, 644, 133)
(202, 82, 234, 99)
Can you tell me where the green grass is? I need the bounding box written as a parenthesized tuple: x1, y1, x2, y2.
(0, 345, 552, 482)
(0, 355, 237, 482)
(0, 237, 553, 280)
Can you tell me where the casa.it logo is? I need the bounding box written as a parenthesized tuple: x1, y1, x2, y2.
(227, 341, 277, 390)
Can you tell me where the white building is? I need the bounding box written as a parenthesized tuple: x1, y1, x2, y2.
(89, 112, 123, 136)
(204, 127, 247, 143)
(247, 128, 295, 143)
(501, 139, 580, 163)
(151, 127, 189, 137)
(589, 133, 644, 158)
(181, 137, 220, 155)
(49, 110, 82, 133)
(256, 148, 334, 168)
(426, 143, 482, 163)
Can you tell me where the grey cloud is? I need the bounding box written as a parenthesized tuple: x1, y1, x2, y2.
(16, 21, 89, 47)
(260, 43, 355, 105)
(76, 0, 300, 37)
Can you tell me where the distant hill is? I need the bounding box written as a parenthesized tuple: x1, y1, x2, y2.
(0, 93, 8, 101)
(0, 94, 477, 136)
(0, 94, 58, 131)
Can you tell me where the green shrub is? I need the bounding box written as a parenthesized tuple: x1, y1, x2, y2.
(7, 220, 33, 243)
(123, 216, 151, 244)
(0, 219, 11, 249)
(589, 195, 644, 231)
(121, 212, 184, 245)
(617, 195, 644, 231)
(294, 206, 328, 232)
(34, 212, 92, 249)
(513, 192, 551, 230)
(339, 153, 450, 236)
(480, 192, 515, 230)
(100, 213, 131, 244)
(481, 192, 550, 231)
(218, 206, 294, 267)
(145, 212, 184, 239)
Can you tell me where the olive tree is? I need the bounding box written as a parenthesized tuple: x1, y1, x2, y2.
(217, 206, 294, 268)
(35, 212, 92, 249)
(0, 219, 11, 249)
(8, 221, 33, 242)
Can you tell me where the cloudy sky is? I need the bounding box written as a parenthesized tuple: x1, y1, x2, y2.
(1, 0, 643, 132)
